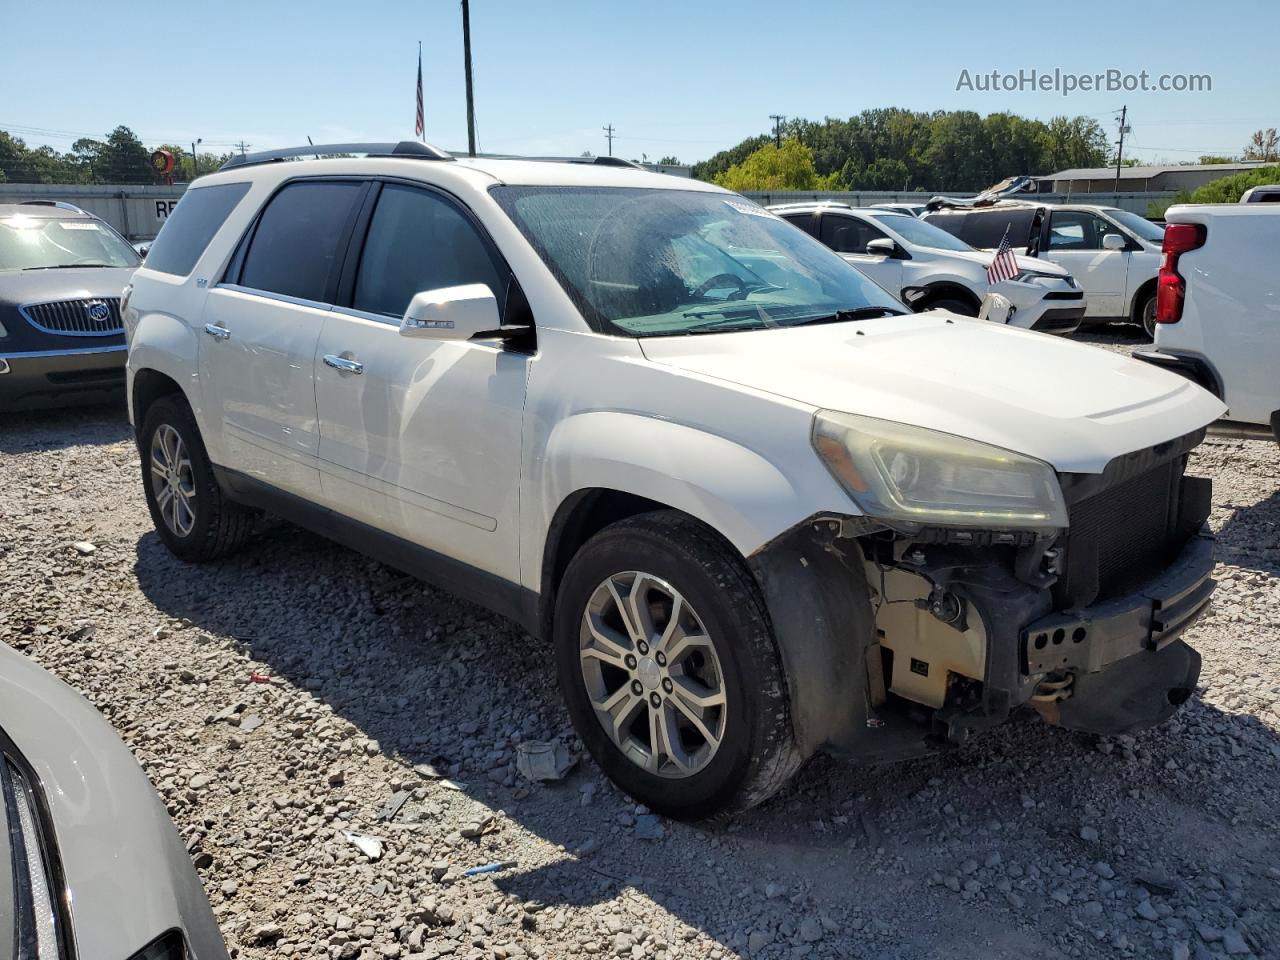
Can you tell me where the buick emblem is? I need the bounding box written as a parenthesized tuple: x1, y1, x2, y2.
(85, 300, 111, 323)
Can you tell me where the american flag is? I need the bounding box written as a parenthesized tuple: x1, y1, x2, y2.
(414, 43, 425, 138)
(986, 226, 1019, 285)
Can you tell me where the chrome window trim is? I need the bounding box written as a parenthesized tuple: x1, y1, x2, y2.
(0, 345, 127, 361)
(212, 283, 335, 313)
(331, 304, 400, 327)
(17, 299, 125, 338)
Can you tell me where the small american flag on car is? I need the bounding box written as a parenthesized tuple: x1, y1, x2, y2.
(986, 227, 1019, 285)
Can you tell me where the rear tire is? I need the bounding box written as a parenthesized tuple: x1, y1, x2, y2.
(1138, 292, 1157, 339)
(139, 395, 254, 561)
(553, 511, 805, 820)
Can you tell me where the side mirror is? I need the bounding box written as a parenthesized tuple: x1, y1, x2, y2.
(865, 237, 896, 257)
(400, 283, 501, 341)
(979, 292, 1016, 326)
(1102, 233, 1126, 251)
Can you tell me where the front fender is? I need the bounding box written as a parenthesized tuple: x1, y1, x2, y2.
(540, 411, 805, 558)
(126, 312, 207, 432)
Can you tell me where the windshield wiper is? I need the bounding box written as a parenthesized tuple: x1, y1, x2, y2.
(792, 306, 908, 326)
(22, 263, 117, 270)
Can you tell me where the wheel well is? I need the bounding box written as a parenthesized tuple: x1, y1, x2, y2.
(132, 369, 183, 436)
(1131, 277, 1158, 321)
(539, 488, 669, 640)
(912, 283, 981, 313)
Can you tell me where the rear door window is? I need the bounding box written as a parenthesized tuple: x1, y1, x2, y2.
(238, 181, 364, 303)
(144, 182, 250, 276)
(352, 184, 504, 319)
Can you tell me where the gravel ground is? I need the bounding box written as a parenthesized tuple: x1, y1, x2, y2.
(2, 329, 1278, 960)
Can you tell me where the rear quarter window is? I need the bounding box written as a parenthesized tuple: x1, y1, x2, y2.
(144, 182, 251, 276)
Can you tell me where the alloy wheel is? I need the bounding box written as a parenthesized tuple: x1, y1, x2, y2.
(150, 423, 197, 537)
(1143, 297, 1157, 339)
(578, 571, 727, 778)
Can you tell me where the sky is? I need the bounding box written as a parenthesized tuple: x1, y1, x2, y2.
(1, 0, 1276, 169)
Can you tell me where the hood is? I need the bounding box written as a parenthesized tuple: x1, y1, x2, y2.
(926, 248, 1068, 278)
(0, 643, 228, 960)
(640, 315, 1225, 474)
(0, 266, 136, 306)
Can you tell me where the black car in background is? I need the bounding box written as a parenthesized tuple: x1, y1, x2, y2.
(0, 201, 140, 410)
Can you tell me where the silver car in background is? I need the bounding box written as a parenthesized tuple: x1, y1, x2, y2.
(1, 642, 227, 960)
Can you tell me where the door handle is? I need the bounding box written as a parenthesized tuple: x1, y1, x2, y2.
(323, 354, 364, 375)
(204, 323, 231, 341)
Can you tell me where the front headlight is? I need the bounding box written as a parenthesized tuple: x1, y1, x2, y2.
(812, 411, 1068, 530)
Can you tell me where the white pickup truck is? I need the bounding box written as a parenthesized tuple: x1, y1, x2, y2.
(1136, 203, 1280, 444)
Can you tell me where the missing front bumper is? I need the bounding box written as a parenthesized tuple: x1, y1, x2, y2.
(1019, 533, 1214, 735)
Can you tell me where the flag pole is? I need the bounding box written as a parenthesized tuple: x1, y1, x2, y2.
(415, 40, 425, 143)
(461, 0, 476, 157)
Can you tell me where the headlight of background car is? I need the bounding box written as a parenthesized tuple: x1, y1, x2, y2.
(812, 410, 1068, 530)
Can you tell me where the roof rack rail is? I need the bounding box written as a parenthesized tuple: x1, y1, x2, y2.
(19, 200, 90, 215)
(220, 140, 454, 171)
(568, 156, 643, 169)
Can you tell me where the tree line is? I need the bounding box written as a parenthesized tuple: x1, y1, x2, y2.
(0, 126, 235, 185)
(693, 109, 1116, 191)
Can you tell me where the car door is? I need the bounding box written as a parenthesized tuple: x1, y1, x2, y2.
(313, 181, 527, 582)
(818, 213, 903, 293)
(200, 179, 366, 499)
(1041, 210, 1127, 317)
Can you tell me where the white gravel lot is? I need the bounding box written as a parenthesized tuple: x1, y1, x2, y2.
(1, 327, 1278, 960)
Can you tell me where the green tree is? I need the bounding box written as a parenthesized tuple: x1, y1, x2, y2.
(712, 139, 841, 192)
(1189, 165, 1280, 203)
(100, 126, 153, 183)
(658, 155, 679, 165)
(1197, 155, 1236, 165)
(691, 134, 770, 182)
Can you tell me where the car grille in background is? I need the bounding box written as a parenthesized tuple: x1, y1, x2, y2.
(1058, 455, 1203, 608)
(20, 297, 123, 336)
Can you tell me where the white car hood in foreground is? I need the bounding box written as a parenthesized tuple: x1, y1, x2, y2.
(640, 315, 1225, 474)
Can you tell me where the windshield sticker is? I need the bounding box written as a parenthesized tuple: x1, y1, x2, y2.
(723, 199, 779, 220)
(58, 222, 101, 231)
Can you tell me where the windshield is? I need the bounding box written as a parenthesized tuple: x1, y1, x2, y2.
(1104, 209, 1166, 245)
(491, 186, 906, 337)
(868, 213, 975, 253)
(0, 214, 140, 271)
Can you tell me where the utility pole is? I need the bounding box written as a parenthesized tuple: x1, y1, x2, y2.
(1113, 105, 1129, 196)
(461, 0, 476, 157)
(235, 141, 250, 157)
(190, 137, 201, 179)
(603, 123, 615, 156)
(769, 114, 786, 148)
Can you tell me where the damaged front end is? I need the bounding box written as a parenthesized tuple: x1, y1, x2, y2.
(750, 428, 1214, 763)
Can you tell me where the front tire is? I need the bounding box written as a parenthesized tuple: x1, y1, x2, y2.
(554, 512, 805, 820)
(139, 395, 253, 561)
(923, 296, 979, 317)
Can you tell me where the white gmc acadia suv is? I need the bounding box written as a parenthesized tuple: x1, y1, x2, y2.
(123, 142, 1226, 819)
